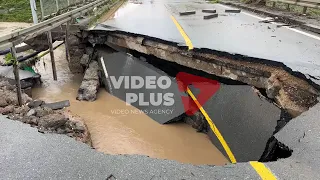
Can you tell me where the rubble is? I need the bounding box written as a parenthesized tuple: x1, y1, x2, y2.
(94, 32, 319, 117)
(179, 11, 196, 16)
(80, 54, 90, 67)
(42, 100, 70, 110)
(77, 61, 100, 101)
(0, 77, 92, 146)
(183, 111, 208, 133)
(38, 113, 68, 129)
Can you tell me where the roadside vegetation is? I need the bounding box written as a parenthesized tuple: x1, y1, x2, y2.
(0, 0, 33, 22)
(265, 1, 320, 17)
(239, 0, 320, 18)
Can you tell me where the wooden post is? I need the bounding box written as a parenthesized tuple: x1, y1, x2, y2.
(47, 31, 58, 81)
(302, 7, 307, 14)
(65, 21, 70, 62)
(10, 46, 23, 106)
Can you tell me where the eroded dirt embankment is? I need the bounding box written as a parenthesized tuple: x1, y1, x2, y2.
(0, 77, 92, 146)
(88, 30, 319, 117)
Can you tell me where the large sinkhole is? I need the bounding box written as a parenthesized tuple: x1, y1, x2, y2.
(95, 44, 292, 163)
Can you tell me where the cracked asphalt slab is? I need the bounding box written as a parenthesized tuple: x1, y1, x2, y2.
(97, 0, 320, 84)
(2, 101, 320, 180)
(268, 103, 320, 180)
(2, 104, 320, 179)
(0, 115, 262, 179)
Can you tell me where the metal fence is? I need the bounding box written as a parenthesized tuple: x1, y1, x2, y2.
(39, 0, 96, 19)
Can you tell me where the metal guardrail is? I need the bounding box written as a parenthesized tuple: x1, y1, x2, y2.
(269, 0, 320, 13)
(0, 0, 110, 106)
(0, 0, 109, 51)
(39, 0, 97, 20)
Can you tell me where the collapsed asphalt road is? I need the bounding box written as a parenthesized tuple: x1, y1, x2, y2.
(96, 0, 320, 84)
(0, 116, 260, 179)
(97, 49, 283, 162)
(1, 102, 320, 179)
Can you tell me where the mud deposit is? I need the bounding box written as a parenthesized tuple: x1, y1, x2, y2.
(32, 45, 228, 165)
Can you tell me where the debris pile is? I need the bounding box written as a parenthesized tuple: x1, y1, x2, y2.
(179, 8, 241, 20)
(77, 61, 100, 101)
(0, 77, 92, 146)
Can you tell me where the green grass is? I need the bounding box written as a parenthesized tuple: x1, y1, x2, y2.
(0, 0, 34, 22)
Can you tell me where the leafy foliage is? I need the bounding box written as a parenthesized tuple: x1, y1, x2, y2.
(0, 0, 39, 22)
(4, 53, 16, 65)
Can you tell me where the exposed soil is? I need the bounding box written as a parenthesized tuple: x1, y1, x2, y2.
(0, 22, 31, 37)
(0, 76, 92, 146)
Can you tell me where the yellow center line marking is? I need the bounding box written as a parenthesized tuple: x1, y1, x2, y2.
(170, 15, 194, 50)
(250, 161, 277, 180)
(186, 87, 237, 163)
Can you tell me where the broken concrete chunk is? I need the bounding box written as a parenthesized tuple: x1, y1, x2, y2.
(225, 9, 241, 13)
(77, 80, 100, 101)
(26, 109, 36, 116)
(0, 78, 15, 91)
(0, 89, 31, 106)
(80, 54, 90, 67)
(204, 14, 218, 19)
(83, 61, 99, 81)
(34, 106, 53, 117)
(85, 47, 94, 57)
(68, 34, 82, 46)
(184, 111, 208, 133)
(77, 61, 100, 102)
(28, 100, 44, 108)
(22, 115, 39, 125)
(179, 11, 196, 16)
(38, 113, 68, 129)
(0, 98, 8, 107)
(42, 100, 70, 110)
(0, 105, 14, 115)
(202, 9, 216, 13)
(13, 105, 30, 115)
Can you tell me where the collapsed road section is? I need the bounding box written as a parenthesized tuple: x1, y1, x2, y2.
(89, 30, 319, 117)
(83, 0, 319, 165)
(1, 0, 320, 179)
(92, 46, 292, 162)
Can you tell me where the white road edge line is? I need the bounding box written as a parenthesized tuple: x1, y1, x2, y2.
(100, 57, 114, 95)
(100, 57, 109, 78)
(217, 4, 320, 41)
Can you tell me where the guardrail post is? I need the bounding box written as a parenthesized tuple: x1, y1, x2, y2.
(55, 0, 59, 12)
(39, 0, 45, 20)
(10, 46, 23, 106)
(46, 31, 58, 81)
(67, 0, 70, 10)
(29, 0, 38, 24)
(65, 21, 70, 62)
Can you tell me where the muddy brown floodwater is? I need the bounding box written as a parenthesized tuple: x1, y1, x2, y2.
(32, 44, 228, 165)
